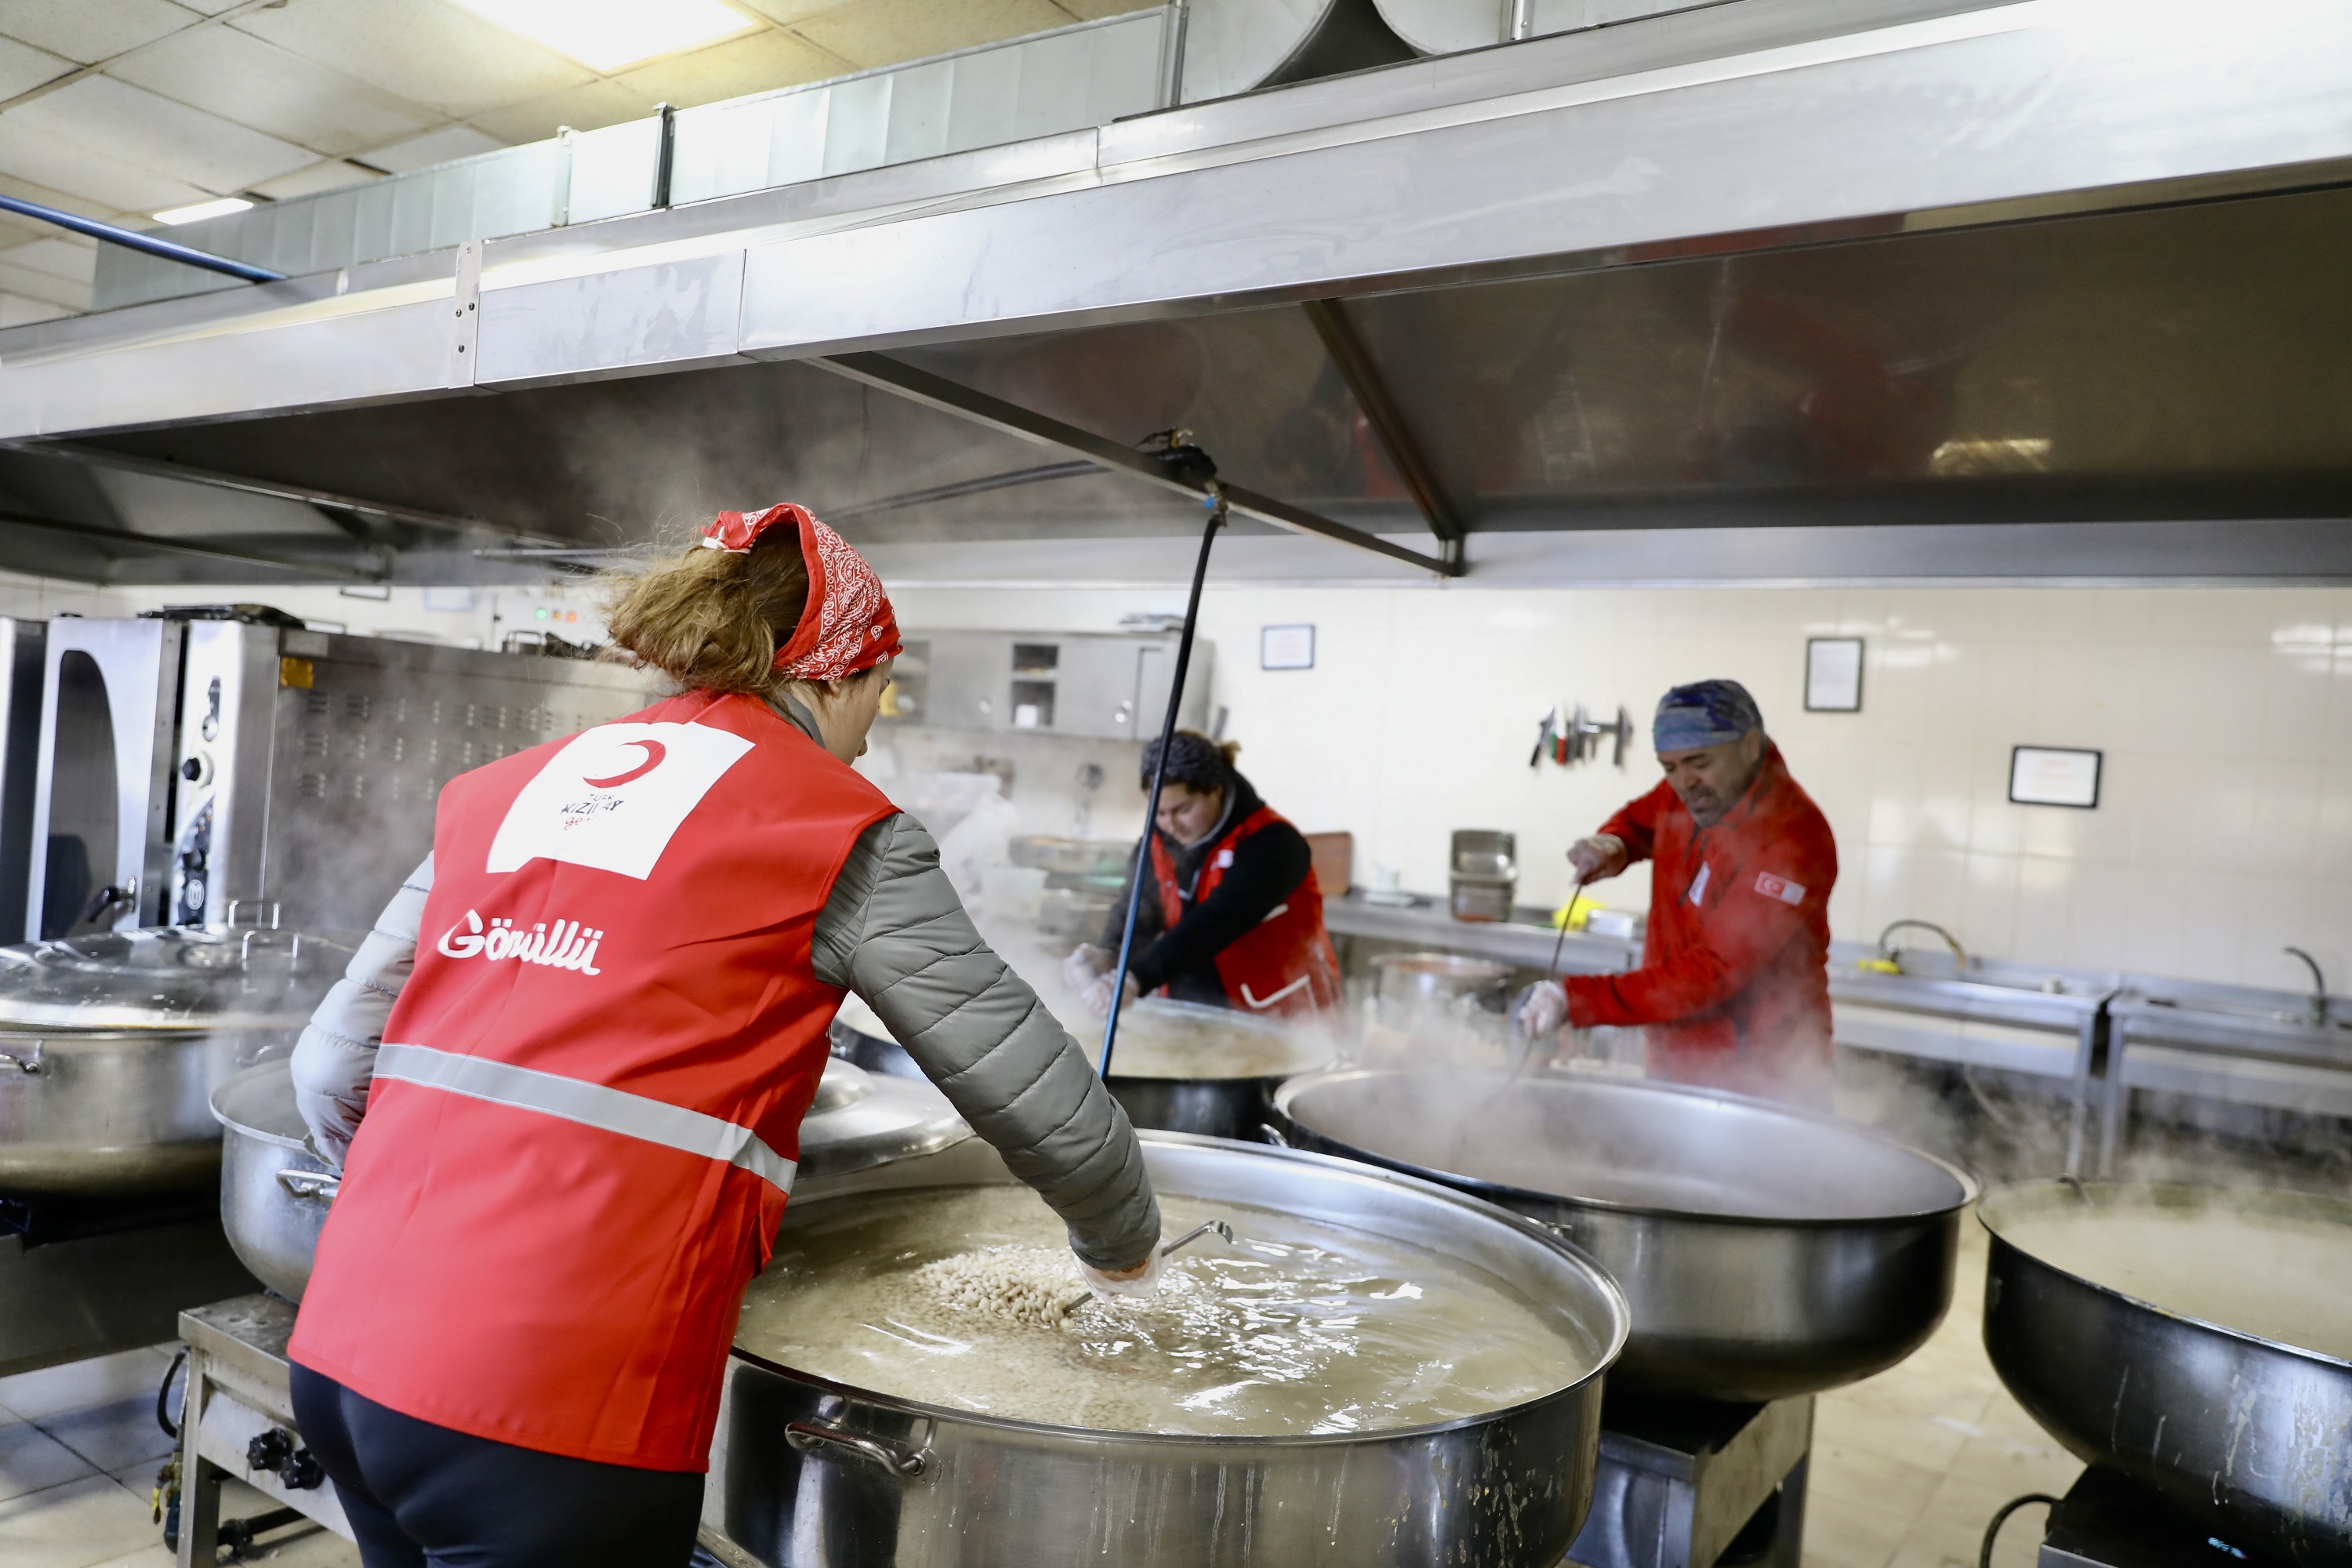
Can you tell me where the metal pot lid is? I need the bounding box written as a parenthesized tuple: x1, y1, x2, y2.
(796, 1057, 970, 1181)
(0, 926, 358, 1031)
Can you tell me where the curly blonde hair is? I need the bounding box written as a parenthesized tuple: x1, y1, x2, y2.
(602, 530, 809, 695)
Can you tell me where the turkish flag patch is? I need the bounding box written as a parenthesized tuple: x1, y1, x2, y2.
(1755, 872, 1806, 906)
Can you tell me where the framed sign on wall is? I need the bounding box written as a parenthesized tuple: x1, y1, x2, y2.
(1261, 624, 1315, 670)
(1804, 637, 1864, 712)
(2009, 746, 2102, 808)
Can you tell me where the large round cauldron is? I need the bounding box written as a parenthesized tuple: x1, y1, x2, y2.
(724, 1132, 1628, 1568)
(0, 927, 347, 1194)
(1981, 1181, 2352, 1565)
(1274, 1067, 1975, 1400)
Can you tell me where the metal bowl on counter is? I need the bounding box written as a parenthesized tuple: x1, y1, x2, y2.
(211, 1053, 968, 1302)
(722, 1132, 1629, 1568)
(0, 925, 352, 1194)
(1273, 1068, 1976, 1400)
(1372, 951, 1511, 1024)
(1981, 1181, 2352, 1565)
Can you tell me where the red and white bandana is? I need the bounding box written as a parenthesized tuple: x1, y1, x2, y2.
(699, 503, 901, 681)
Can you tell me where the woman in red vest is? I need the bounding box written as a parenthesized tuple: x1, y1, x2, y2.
(1064, 731, 1341, 1020)
(283, 505, 1163, 1568)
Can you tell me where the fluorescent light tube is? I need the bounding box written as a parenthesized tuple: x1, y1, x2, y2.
(153, 198, 254, 226)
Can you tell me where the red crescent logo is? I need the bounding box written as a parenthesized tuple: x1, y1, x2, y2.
(583, 739, 665, 789)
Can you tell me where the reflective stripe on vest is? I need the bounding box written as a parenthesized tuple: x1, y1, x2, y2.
(372, 1042, 797, 1193)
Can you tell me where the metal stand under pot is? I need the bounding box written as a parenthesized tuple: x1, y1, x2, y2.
(2013, 1467, 2278, 1568)
(1566, 1392, 1813, 1568)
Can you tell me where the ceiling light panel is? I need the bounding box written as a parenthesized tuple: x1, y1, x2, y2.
(446, 0, 757, 72)
(154, 197, 253, 225)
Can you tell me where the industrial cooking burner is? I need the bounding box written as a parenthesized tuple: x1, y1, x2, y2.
(1565, 1391, 1812, 1568)
(1997, 1468, 2278, 1568)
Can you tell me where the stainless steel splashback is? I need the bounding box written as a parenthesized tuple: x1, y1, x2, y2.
(26, 620, 652, 940)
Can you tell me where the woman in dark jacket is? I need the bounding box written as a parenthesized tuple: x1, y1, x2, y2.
(1065, 731, 1341, 1019)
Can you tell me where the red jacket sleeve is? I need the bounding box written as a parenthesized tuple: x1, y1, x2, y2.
(1565, 891, 1813, 1028)
(1596, 782, 1676, 868)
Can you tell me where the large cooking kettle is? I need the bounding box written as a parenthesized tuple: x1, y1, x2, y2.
(213, 1052, 973, 1301)
(0, 924, 352, 1194)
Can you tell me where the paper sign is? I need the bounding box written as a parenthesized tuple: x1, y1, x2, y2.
(2009, 746, 2102, 809)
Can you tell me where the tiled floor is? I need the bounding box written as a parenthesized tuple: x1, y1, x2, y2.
(5, 1231, 2067, 1568)
(1803, 1222, 2082, 1568)
(0, 1344, 358, 1568)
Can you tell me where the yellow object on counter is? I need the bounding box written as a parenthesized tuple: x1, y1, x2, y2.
(1856, 957, 1902, 974)
(1552, 893, 1599, 931)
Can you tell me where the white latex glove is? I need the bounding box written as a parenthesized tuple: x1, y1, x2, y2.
(1514, 979, 1568, 1038)
(1566, 833, 1628, 882)
(1076, 1246, 1164, 1301)
(1080, 970, 1140, 1018)
(1062, 943, 1111, 996)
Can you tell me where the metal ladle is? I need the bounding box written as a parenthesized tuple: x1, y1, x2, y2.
(1063, 1219, 1235, 1316)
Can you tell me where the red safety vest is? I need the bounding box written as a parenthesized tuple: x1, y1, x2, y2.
(1149, 804, 1341, 1018)
(289, 690, 893, 1472)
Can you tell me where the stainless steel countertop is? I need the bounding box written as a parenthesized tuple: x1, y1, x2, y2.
(1325, 891, 2352, 1119)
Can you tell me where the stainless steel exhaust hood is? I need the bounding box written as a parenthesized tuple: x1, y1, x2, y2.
(0, 0, 2345, 587)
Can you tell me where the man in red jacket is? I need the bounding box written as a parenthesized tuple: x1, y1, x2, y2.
(1518, 680, 1838, 1103)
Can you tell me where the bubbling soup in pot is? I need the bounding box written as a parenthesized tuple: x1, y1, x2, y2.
(735, 1186, 1597, 1436)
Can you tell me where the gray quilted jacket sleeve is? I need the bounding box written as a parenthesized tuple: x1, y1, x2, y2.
(291, 854, 432, 1169)
(814, 812, 1161, 1272)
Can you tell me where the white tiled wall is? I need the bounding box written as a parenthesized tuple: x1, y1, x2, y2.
(888, 584, 2352, 994)
(15, 567, 2344, 993)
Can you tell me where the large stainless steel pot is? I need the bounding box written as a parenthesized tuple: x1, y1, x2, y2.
(1274, 1068, 1976, 1400)
(213, 1054, 970, 1302)
(212, 1058, 335, 1299)
(1981, 1181, 2352, 1566)
(0, 926, 349, 1194)
(1102, 997, 1334, 1141)
(723, 1132, 1629, 1568)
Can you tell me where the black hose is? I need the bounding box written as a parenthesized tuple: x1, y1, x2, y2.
(1979, 1492, 2061, 1568)
(156, 1350, 187, 1440)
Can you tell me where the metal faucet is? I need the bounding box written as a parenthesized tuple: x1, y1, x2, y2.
(1876, 920, 1969, 974)
(2284, 946, 2328, 1026)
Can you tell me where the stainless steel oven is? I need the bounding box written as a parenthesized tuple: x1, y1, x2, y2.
(25, 612, 652, 939)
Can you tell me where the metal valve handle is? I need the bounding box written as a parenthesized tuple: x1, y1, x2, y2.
(784, 1419, 929, 1479)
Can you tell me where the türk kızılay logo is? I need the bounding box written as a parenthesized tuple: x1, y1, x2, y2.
(487, 720, 754, 880)
(438, 911, 604, 975)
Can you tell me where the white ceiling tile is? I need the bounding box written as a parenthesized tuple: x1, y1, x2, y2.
(359, 122, 505, 175)
(103, 26, 436, 157)
(0, 291, 71, 325)
(0, 33, 71, 96)
(0, 114, 208, 213)
(0, 169, 124, 222)
(789, 0, 1073, 70)
(0, 252, 87, 308)
(616, 31, 837, 108)
(464, 79, 659, 146)
(0, 233, 94, 281)
(248, 157, 381, 201)
(11, 75, 315, 194)
(231, 0, 593, 120)
(0, 0, 201, 67)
